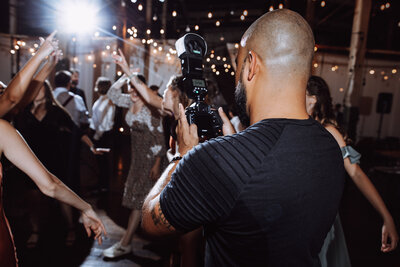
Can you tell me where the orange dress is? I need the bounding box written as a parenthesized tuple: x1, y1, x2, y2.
(0, 162, 18, 266)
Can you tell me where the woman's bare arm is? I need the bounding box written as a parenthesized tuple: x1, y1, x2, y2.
(325, 125, 398, 252)
(113, 49, 163, 110)
(0, 31, 58, 117)
(0, 119, 106, 243)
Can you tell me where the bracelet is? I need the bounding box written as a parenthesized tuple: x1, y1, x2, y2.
(128, 72, 137, 80)
(170, 156, 182, 163)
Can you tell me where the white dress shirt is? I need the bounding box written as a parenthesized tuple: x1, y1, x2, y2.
(90, 95, 116, 140)
(53, 87, 89, 127)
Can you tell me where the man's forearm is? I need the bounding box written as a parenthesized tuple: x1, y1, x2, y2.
(145, 160, 179, 203)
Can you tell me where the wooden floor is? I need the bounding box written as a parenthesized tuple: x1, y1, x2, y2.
(3, 134, 400, 267)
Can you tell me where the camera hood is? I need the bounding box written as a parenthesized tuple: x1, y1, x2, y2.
(175, 33, 207, 58)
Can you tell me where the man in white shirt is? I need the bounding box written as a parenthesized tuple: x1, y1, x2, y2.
(90, 77, 115, 141)
(53, 70, 89, 129)
(90, 77, 115, 193)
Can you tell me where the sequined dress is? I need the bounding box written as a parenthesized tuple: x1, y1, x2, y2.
(108, 86, 165, 210)
(0, 163, 18, 266)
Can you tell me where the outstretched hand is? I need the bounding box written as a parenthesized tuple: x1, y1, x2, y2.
(112, 48, 131, 75)
(81, 208, 107, 245)
(218, 107, 236, 136)
(37, 31, 58, 59)
(176, 103, 199, 156)
(381, 219, 398, 252)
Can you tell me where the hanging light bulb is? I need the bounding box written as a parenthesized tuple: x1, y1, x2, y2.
(172, 10, 177, 17)
(243, 10, 248, 16)
(208, 12, 212, 19)
(138, 4, 143, 11)
(321, 1, 326, 7)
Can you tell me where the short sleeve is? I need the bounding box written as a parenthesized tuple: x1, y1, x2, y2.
(340, 145, 361, 164)
(159, 136, 251, 232)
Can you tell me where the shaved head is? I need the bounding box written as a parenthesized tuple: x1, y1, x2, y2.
(240, 9, 315, 77)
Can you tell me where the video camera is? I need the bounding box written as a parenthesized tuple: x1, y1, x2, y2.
(175, 33, 223, 140)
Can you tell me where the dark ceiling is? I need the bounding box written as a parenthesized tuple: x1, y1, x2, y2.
(1, 0, 399, 52)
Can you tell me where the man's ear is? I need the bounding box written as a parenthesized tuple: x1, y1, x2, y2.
(247, 51, 258, 82)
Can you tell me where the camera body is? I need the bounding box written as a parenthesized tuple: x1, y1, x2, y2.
(175, 33, 223, 140)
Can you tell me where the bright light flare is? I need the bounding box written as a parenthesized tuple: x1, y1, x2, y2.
(59, 1, 98, 34)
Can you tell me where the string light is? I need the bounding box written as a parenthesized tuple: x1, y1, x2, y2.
(14, 45, 19, 50)
(130, 36, 134, 40)
(392, 69, 397, 74)
(142, 39, 146, 44)
(131, 0, 137, 2)
(94, 31, 100, 37)
(385, 2, 390, 8)
(138, 4, 143, 10)
(34, 44, 39, 48)
(231, 71, 235, 76)
(380, 4, 385, 11)
(279, 3, 284, 9)
(225, 69, 229, 72)
(102, 51, 106, 56)
(119, 127, 124, 133)
(269, 6, 274, 11)
(112, 51, 117, 55)
(21, 41, 26, 46)
(240, 15, 245, 21)
(211, 64, 216, 69)
(146, 29, 151, 34)
(172, 10, 177, 17)
(369, 69, 375, 75)
(210, 54, 214, 58)
(313, 63, 318, 68)
(158, 46, 162, 51)
(106, 45, 111, 50)
(235, 43, 239, 49)
(206, 58, 210, 62)
(117, 71, 122, 76)
(29, 48, 35, 53)
(153, 42, 158, 47)
(216, 56, 221, 60)
(314, 46, 318, 52)
(73, 57, 78, 63)
(17, 41, 21, 46)
(216, 20, 221, 27)
(384, 75, 389, 80)
(208, 12, 212, 19)
(216, 71, 220, 75)
(243, 10, 248, 16)
(195, 25, 199, 30)
(10, 49, 15, 54)
(321, 1, 326, 7)
(112, 25, 117, 30)
(93, 64, 97, 68)
(87, 55, 93, 60)
(339, 87, 344, 92)
(222, 57, 226, 61)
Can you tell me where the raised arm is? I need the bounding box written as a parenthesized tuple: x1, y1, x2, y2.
(107, 74, 132, 108)
(0, 119, 106, 244)
(325, 125, 398, 252)
(113, 49, 163, 110)
(9, 50, 61, 116)
(0, 31, 58, 117)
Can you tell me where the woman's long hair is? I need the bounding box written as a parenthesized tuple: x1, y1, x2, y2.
(306, 75, 338, 127)
(30, 80, 72, 118)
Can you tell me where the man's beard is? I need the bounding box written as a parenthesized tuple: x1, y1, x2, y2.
(234, 76, 250, 128)
(71, 80, 78, 87)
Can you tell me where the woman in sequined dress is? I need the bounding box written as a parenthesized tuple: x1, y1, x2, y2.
(103, 74, 165, 258)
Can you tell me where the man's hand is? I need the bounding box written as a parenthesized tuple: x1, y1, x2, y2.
(176, 104, 199, 156)
(218, 107, 237, 136)
(381, 218, 399, 252)
(81, 207, 107, 245)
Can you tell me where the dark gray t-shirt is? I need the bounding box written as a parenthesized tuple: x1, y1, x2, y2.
(160, 117, 345, 266)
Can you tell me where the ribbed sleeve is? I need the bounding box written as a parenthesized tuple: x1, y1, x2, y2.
(160, 120, 284, 232)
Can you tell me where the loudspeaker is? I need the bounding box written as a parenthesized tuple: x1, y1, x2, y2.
(376, 93, 393, 114)
(359, 96, 373, 116)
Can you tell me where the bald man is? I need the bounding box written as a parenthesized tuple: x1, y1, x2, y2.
(142, 9, 345, 266)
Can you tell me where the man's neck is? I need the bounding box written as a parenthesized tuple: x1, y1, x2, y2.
(249, 87, 309, 125)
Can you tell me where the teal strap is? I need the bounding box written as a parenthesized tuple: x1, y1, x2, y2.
(341, 146, 361, 164)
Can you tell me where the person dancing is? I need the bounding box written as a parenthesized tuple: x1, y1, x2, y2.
(102, 74, 165, 258)
(305, 75, 398, 266)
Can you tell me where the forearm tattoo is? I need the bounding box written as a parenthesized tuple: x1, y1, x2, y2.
(151, 203, 173, 230)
